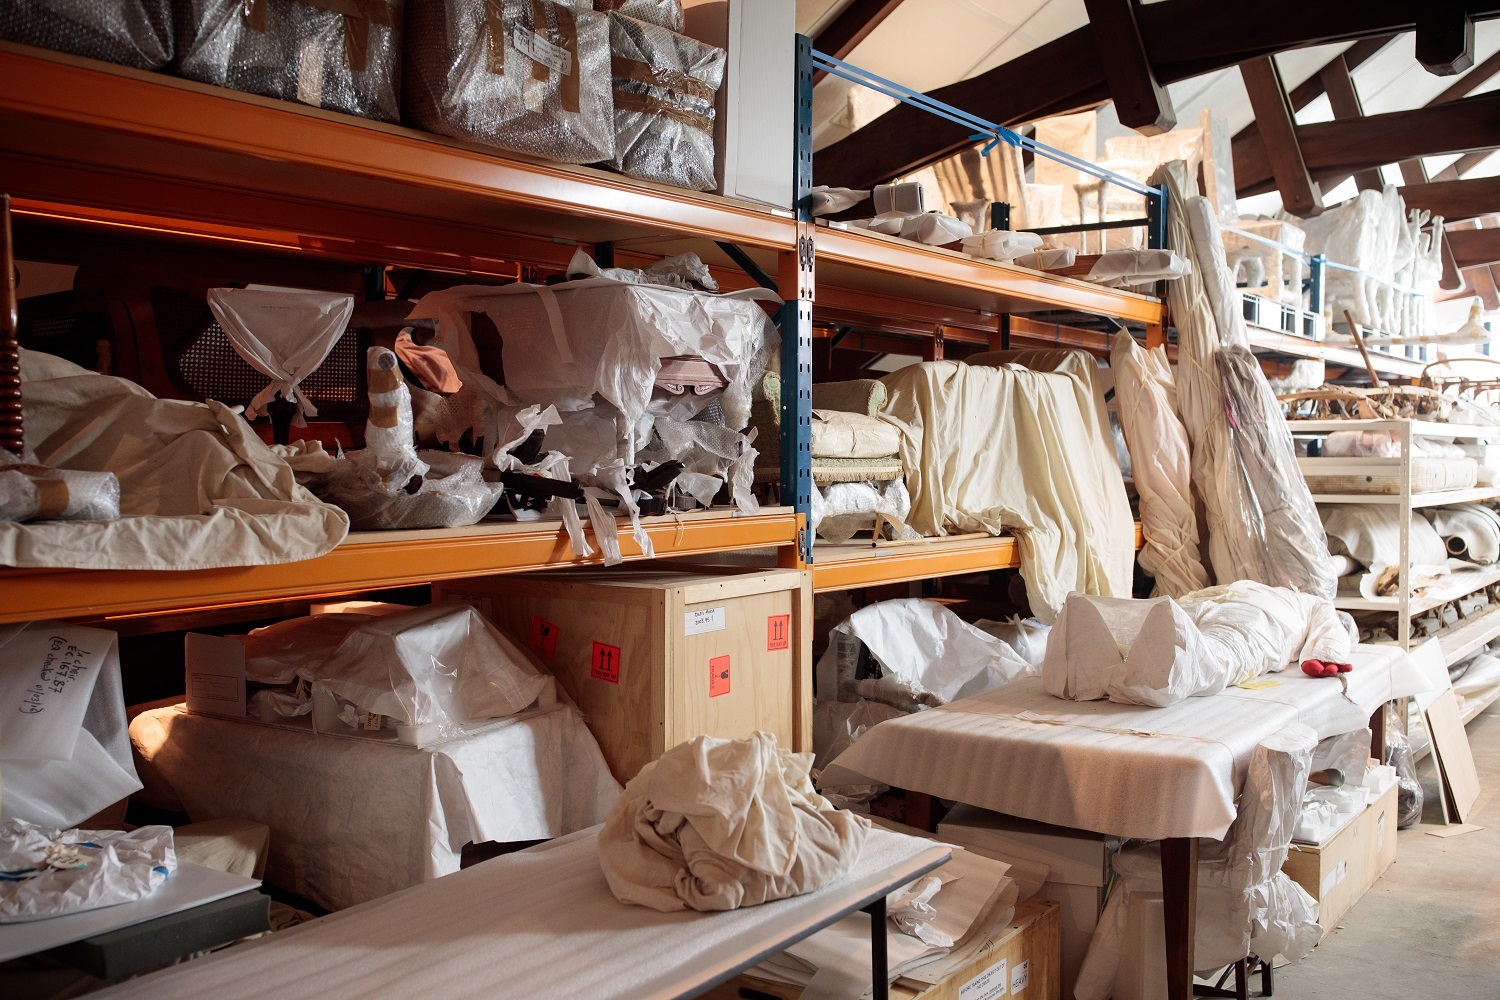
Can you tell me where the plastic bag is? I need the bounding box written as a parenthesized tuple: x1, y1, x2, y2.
(0, 820, 175, 923)
(0, 453, 119, 522)
(313, 450, 503, 530)
(0, 0, 172, 69)
(405, 0, 616, 164)
(961, 230, 1043, 261)
(605, 12, 725, 191)
(207, 287, 354, 426)
(1387, 728, 1424, 829)
(176, 0, 403, 122)
(811, 479, 919, 544)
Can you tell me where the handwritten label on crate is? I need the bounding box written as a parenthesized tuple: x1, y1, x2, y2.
(512, 28, 573, 76)
(766, 614, 791, 651)
(710, 655, 731, 698)
(1010, 959, 1029, 994)
(684, 607, 726, 636)
(528, 616, 560, 661)
(591, 642, 621, 684)
(959, 956, 1007, 1000)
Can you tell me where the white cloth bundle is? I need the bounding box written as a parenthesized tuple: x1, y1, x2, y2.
(1111, 331, 1210, 595)
(207, 287, 353, 425)
(901, 214, 972, 246)
(598, 732, 870, 912)
(1043, 581, 1354, 707)
(1322, 505, 1448, 570)
(0, 819, 175, 922)
(961, 229, 1043, 261)
(1086, 249, 1192, 287)
(1012, 246, 1076, 270)
(1427, 505, 1500, 564)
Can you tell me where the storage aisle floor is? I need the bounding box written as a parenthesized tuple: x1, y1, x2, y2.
(1275, 709, 1500, 996)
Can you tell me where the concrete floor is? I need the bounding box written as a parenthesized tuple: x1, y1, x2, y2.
(1274, 707, 1500, 997)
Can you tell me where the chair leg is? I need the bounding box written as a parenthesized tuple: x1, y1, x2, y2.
(1235, 957, 1249, 1000)
(1261, 957, 1273, 996)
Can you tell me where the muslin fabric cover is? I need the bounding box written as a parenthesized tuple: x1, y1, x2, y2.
(1110, 331, 1210, 595)
(599, 732, 870, 912)
(810, 408, 901, 459)
(821, 645, 1426, 841)
(879, 360, 1134, 623)
(0, 350, 348, 570)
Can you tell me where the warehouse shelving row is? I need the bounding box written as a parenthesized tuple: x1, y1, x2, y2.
(0, 36, 1163, 617)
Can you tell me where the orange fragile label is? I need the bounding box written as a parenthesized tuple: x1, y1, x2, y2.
(527, 616, 560, 661)
(767, 614, 791, 651)
(591, 642, 621, 684)
(709, 655, 731, 698)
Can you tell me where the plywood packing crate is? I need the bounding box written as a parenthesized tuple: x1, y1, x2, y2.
(436, 564, 810, 781)
(701, 897, 1060, 1000)
(1282, 780, 1398, 940)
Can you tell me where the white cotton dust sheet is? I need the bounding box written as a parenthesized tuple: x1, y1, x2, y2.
(93, 827, 949, 1000)
(130, 704, 621, 911)
(821, 646, 1426, 841)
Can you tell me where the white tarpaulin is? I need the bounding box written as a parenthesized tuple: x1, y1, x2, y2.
(878, 360, 1134, 622)
(1110, 331, 1209, 596)
(207, 287, 354, 425)
(0, 621, 142, 829)
(129, 702, 620, 911)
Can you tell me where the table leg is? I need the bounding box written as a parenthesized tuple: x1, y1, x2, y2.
(906, 791, 937, 832)
(863, 896, 888, 1000)
(1161, 837, 1198, 1000)
(1370, 702, 1387, 763)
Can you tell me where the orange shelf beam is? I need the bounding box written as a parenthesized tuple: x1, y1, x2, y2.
(0, 511, 799, 624)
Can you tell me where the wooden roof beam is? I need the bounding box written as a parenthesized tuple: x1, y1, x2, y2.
(1233, 35, 1399, 149)
(1240, 57, 1323, 216)
(1401, 175, 1500, 220)
(811, 0, 907, 82)
(1235, 91, 1500, 195)
(1318, 54, 1385, 192)
(1418, 6, 1477, 75)
(1083, 0, 1176, 134)
(1400, 49, 1500, 181)
(1446, 226, 1500, 268)
(816, 1, 1500, 189)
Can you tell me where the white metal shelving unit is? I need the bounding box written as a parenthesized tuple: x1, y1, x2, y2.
(1291, 418, 1500, 659)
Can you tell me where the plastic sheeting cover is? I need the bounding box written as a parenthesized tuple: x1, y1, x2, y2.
(0, 0, 171, 68)
(0, 820, 175, 923)
(208, 287, 354, 426)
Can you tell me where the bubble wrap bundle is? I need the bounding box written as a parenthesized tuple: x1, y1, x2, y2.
(0, 456, 120, 523)
(405, 0, 616, 164)
(175, 0, 403, 122)
(592, 0, 681, 31)
(604, 13, 723, 190)
(0, 0, 172, 69)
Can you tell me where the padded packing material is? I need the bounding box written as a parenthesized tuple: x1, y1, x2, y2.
(91, 826, 940, 1000)
(129, 702, 620, 911)
(879, 359, 1134, 623)
(1110, 331, 1210, 596)
(822, 645, 1427, 841)
(404, 0, 615, 164)
(594, 0, 681, 30)
(176, 0, 403, 122)
(605, 12, 725, 190)
(0, 0, 172, 69)
(1, 350, 348, 571)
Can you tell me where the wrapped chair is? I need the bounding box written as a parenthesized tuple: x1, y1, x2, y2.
(749, 372, 903, 486)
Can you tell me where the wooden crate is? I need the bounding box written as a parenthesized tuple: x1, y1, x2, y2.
(436, 564, 811, 781)
(1282, 781, 1398, 940)
(701, 897, 1060, 1000)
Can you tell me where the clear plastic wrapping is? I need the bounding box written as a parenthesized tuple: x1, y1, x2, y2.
(0, 0, 172, 68)
(405, 0, 615, 164)
(1387, 727, 1424, 829)
(1217, 346, 1338, 598)
(176, 0, 403, 122)
(810, 479, 919, 544)
(605, 12, 724, 190)
(0, 457, 119, 522)
(593, 0, 681, 30)
(313, 450, 503, 530)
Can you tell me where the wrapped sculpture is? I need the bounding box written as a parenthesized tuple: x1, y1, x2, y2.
(405, 0, 615, 164)
(176, 0, 404, 122)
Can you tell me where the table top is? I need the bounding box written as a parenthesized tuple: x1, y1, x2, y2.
(822, 645, 1428, 841)
(95, 826, 951, 1000)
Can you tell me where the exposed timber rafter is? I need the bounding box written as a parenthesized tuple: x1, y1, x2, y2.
(816, 0, 1500, 190)
(1318, 54, 1384, 192)
(1418, 6, 1477, 75)
(1240, 57, 1323, 216)
(1401, 175, 1500, 220)
(1233, 35, 1398, 150)
(1446, 226, 1500, 269)
(1400, 49, 1500, 183)
(1083, 0, 1175, 134)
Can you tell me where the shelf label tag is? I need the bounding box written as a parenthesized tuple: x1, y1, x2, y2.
(960, 956, 1007, 1000)
(767, 614, 791, 651)
(528, 616, 560, 661)
(684, 607, 726, 636)
(710, 655, 731, 698)
(513, 28, 574, 76)
(591, 642, 621, 684)
(1010, 960, 1029, 994)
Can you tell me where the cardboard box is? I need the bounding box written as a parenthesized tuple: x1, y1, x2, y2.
(682, 0, 794, 209)
(938, 806, 1120, 1000)
(701, 897, 1061, 1000)
(1282, 780, 1399, 939)
(436, 564, 811, 781)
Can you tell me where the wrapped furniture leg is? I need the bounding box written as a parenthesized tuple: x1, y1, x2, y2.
(175, 0, 403, 122)
(405, 0, 615, 164)
(0, 0, 172, 68)
(604, 13, 725, 191)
